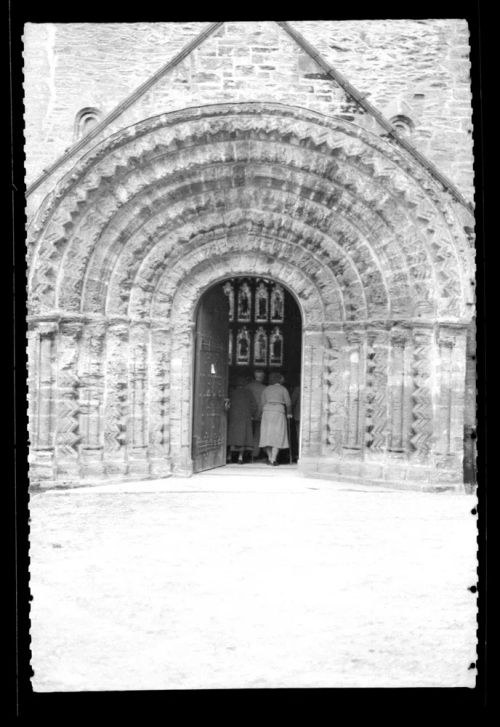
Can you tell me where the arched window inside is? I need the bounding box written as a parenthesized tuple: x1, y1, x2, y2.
(74, 107, 101, 140)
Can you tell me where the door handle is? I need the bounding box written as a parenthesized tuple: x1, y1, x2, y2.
(224, 398, 231, 411)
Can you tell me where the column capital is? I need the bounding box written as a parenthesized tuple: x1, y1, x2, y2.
(390, 325, 412, 345)
(437, 329, 456, 348)
(35, 321, 59, 336)
(59, 319, 85, 338)
(345, 328, 365, 345)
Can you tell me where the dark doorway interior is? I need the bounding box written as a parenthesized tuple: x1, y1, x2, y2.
(223, 277, 302, 389)
(192, 277, 302, 472)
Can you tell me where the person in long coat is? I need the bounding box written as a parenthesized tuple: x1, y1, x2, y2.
(259, 372, 292, 466)
(245, 369, 267, 460)
(227, 375, 258, 464)
(290, 383, 301, 462)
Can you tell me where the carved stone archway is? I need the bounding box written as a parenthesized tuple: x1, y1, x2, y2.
(166, 252, 327, 476)
(27, 102, 475, 489)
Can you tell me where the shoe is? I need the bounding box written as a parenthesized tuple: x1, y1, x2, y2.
(272, 461, 279, 466)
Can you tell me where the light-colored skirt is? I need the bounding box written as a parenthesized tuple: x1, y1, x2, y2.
(259, 409, 289, 449)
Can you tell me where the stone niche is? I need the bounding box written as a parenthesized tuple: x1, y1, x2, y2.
(26, 102, 475, 491)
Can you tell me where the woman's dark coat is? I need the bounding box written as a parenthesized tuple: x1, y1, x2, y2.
(227, 386, 258, 447)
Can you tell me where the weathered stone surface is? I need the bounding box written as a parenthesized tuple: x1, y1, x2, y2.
(24, 26, 475, 490)
(23, 21, 474, 203)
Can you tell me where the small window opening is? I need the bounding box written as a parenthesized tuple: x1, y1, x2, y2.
(74, 107, 101, 140)
(389, 115, 415, 137)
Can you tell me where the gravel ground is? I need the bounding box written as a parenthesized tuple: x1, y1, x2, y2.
(29, 468, 478, 691)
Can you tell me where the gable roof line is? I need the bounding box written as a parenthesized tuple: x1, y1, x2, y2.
(26, 21, 224, 197)
(277, 21, 473, 215)
(27, 20, 473, 216)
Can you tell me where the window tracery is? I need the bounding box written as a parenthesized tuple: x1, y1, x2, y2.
(223, 281, 235, 322)
(237, 282, 252, 321)
(221, 278, 296, 374)
(253, 327, 268, 366)
(255, 281, 269, 321)
(270, 284, 284, 322)
(269, 327, 284, 366)
(236, 327, 250, 365)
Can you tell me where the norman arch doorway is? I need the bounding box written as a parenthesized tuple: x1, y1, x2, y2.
(192, 277, 303, 473)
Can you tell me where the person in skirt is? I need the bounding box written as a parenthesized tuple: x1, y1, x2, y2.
(227, 374, 258, 463)
(259, 372, 292, 466)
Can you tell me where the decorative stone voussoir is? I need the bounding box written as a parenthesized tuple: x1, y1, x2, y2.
(26, 103, 474, 489)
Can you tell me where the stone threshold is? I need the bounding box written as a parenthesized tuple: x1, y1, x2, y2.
(303, 469, 468, 494)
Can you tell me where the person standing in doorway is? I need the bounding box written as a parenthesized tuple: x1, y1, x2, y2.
(291, 383, 300, 463)
(259, 372, 292, 466)
(227, 375, 257, 464)
(245, 369, 266, 461)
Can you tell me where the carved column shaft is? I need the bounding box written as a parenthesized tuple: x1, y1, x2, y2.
(78, 321, 107, 476)
(103, 322, 129, 475)
(436, 326, 467, 469)
(388, 328, 412, 452)
(450, 329, 467, 459)
(170, 324, 195, 474)
(32, 323, 57, 450)
(365, 327, 389, 455)
(301, 330, 324, 457)
(323, 330, 346, 454)
(54, 321, 84, 478)
(128, 322, 150, 476)
(409, 326, 434, 461)
(343, 329, 365, 451)
(27, 327, 39, 450)
(435, 330, 454, 457)
(149, 325, 172, 477)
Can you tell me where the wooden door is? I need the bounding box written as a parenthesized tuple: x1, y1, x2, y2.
(192, 286, 229, 473)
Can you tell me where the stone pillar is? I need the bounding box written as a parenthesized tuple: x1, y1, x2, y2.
(409, 325, 434, 462)
(365, 324, 390, 457)
(103, 320, 129, 477)
(149, 323, 172, 478)
(435, 325, 468, 482)
(463, 321, 477, 489)
(27, 325, 38, 450)
(127, 321, 150, 477)
(300, 328, 325, 459)
(54, 320, 84, 480)
(78, 320, 107, 478)
(323, 328, 346, 454)
(28, 320, 58, 482)
(388, 326, 412, 454)
(343, 328, 365, 454)
(435, 328, 454, 460)
(170, 323, 195, 475)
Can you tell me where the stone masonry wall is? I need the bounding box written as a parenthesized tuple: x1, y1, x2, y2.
(23, 20, 474, 208)
(24, 23, 476, 491)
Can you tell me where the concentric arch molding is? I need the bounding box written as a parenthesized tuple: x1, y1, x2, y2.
(27, 102, 475, 325)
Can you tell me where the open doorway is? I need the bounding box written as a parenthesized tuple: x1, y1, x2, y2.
(192, 276, 302, 473)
